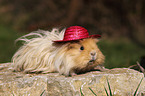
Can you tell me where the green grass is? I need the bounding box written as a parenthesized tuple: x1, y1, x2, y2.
(80, 87, 84, 96)
(88, 87, 97, 96)
(40, 90, 45, 96)
(133, 77, 143, 96)
(81, 77, 143, 96)
(105, 79, 113, 96)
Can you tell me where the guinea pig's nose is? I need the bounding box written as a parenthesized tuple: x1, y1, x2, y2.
(90, 52, 96, 56)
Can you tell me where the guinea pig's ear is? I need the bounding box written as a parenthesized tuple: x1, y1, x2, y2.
(67, 43, 76, 50)
(68, 44, 73, 49)
(93, 38, 100, 43)
(67, 43, 80, 50)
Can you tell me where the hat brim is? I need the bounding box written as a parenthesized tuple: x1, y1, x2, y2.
(53, 34, 101, 42)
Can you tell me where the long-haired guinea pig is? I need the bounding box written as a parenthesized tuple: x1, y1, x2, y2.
(12, 26, 105, 76)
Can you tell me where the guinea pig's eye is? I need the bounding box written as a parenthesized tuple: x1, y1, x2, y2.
(80, 46, 84, 50)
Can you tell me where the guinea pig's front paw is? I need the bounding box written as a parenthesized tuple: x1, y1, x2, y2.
(63, 71, 77, 77)
(94, 65, 109, 71)
(70, 72, 77, 76)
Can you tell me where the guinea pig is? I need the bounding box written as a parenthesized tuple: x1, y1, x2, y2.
(12, 26, 105, 76)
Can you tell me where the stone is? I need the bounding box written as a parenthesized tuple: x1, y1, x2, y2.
(0, 63, 145, 96)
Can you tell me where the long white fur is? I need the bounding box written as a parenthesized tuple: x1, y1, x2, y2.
(12, 28, 71, 74)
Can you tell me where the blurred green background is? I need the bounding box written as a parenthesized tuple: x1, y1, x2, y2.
(0, 0, 145, 68)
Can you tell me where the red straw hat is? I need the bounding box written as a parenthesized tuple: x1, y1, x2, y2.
(54, 26, 101, 42)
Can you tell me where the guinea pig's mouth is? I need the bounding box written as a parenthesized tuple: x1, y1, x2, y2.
(88, 60, 95, 65)
(89, 56, 96, 63)
(88, 56, 96, 65)
(88, 59, 95, 65)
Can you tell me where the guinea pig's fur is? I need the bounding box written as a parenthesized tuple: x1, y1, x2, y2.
(12, 28, 105, 76)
